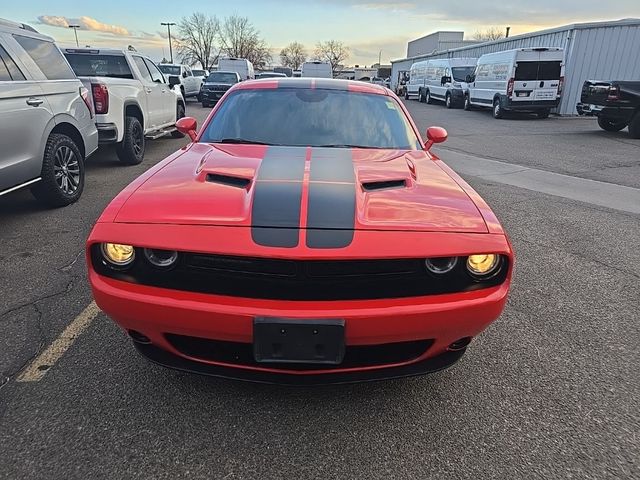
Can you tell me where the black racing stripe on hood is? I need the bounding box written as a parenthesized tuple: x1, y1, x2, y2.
(251, 147, 306, 248)
(306, 148, 356, 249)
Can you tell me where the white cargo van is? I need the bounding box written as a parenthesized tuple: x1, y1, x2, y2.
(217, 57, 254, 81)
(410, 58, 477, 108)
(301, 61, 332, 78)
(464, 48, 564, 119)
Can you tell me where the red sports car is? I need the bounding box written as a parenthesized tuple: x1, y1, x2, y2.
(87, 78, 513, 384)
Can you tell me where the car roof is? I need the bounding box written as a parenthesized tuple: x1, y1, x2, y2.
(0, 17, 53, 41)
(239, 77, 389, 95)
(63, 47, 131, 55)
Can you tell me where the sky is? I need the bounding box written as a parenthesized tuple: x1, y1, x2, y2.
(5, 1, 640, 65)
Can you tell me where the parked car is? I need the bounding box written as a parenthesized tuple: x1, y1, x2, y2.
(191, 68, 209, 83)
(396, 70, 409, 97)
(370, 76, 385, 86)
(273, 66, 293, 77)
(200, 71, 240, 107)
(301, 61, 332, 78)
(464, 48, 564, 119)
(0, 18, 98, 207)
(409, 58, 477, 108)
(157, 63, 201, 99)
(64, 48, 186, 165)
(217, 57, 254, 81)
(577, 80, 640, 138)
(256, 72, 287, 79)
(87, 78, 513, 384)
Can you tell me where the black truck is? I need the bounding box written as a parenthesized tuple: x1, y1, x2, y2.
(577, 80, 640, 138)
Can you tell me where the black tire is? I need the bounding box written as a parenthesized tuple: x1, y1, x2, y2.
(425, 90, 432, 104)
(202, 102, 209, 108)
(445, 93, 452, 109)
(116, 116, 145, 165)
(180, 86, 185, 101)
(597, 116, 627, 132)
(464, 94, 472, 111)
(31, 133, 84, 208)
(537, 109, 550, 119)
(418, 89, 424, 103)
(492, 98, 504, 119)
(628, 113, 640, 138)
(171, 103, 186, 138)
(404, 89, 409, 100)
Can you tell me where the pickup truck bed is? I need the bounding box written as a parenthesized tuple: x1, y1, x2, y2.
(577, 80, 640, 138)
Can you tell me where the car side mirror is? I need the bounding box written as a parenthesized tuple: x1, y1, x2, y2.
(182, 71, 187, 79)
(465, 74, 474, 83)
(176, 116, 197, 141)
(441, 76, 451, 84)
(168, 76, 180, 88)
(424, 126, 448, 151)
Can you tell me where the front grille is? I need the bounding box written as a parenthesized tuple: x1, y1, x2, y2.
(166, 334, 433, 370)
(91, 247, 508, 300)
(205, 85, 230, 92)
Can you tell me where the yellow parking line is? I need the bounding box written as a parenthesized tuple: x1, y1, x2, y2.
(17, 301, 101, 382)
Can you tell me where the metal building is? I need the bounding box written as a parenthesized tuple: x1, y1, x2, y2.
(391, 19, 640, 115)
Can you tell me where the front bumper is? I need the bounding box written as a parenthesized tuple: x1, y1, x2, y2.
(200, 90, 227, 103)
(576, 103, 635, 122)
(90, 270, 510, 382)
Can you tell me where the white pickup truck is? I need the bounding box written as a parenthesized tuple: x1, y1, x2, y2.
(64, 48, 185, 165)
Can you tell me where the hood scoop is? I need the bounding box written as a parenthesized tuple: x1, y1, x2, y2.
(361, 179, 408, 192)
(205, 173, 251, 189)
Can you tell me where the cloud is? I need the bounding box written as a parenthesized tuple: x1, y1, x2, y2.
(38, 15, 129, 36)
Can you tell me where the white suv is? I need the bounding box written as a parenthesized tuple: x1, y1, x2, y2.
(157, 64, 201, 99)
(0, 18, 98, 207)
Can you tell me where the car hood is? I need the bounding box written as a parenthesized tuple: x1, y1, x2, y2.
(115, 144, 487, 233)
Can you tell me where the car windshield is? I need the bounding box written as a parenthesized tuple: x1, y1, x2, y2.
(206, 72, 238, 83)
(192, 70, 206, 76)
(158, 65, 181, 76)
(451, 66, 476, 82)
(65, 53, 133, 79)
(201, 88, 421, 149)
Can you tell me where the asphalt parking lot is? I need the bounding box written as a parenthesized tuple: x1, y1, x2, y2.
(1, 98, 639, 479)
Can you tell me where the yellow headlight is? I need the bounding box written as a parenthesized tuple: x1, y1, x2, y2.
(467, 254, 499, 276)
(102, 243, 135, 266)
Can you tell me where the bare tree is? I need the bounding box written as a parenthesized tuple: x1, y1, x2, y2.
(219, 15, 272, 69)
(280, 42, 306, 70)
(314, 40, 349, 76)
(177, 12, 219, 69)
(471, 27, 505, 41)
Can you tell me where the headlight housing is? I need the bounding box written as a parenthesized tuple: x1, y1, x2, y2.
(466, 254, 500, 278)
(144, 248, 178, 269)
(101, 243, 135, 267)
(425, 257, 458, 274)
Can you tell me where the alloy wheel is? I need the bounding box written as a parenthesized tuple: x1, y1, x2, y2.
(53, 146, 80, 195)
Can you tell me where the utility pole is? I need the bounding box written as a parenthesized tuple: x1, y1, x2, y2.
(68, 25, 80, 47)
(506, 26, 511, 38)
(161, 22, 176, 63)
(378, 49, 382, 66)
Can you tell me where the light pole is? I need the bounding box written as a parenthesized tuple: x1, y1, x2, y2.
(69, 25, 80, 47)
(378, 49, 382, 67)
(160, 22, 176, 63)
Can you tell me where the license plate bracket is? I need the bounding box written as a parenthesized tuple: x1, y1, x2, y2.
(253, 318, 345, 365)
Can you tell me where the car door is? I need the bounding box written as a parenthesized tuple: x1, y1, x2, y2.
(0, 38, 53, 192)
(144, 58, 174, 125)
(131, 56, 163, 130)
(184, 66, 198, 95)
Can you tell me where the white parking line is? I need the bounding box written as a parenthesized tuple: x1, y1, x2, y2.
(17, 301, 101, 382)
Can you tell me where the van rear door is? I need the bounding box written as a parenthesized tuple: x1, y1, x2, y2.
(512, 50, 562, 104)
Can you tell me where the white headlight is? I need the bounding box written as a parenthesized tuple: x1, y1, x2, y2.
(425, 257, 458, 274)
(144, 248, 178, 268)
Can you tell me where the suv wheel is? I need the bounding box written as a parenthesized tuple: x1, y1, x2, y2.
(418, 90, 425, 103)
(445, 93, 452, 109)
(404, 89, 409, 100)
(171, 103, 186, 138)
(425, 90, 432, 104)
(597, 116, 627, 132)
(628, 112, 640, 138)
(492, 98, 504, 119)
(116, 116, 145, 165)
(464, 94, 472, 111)
(31, 133, 84, 207)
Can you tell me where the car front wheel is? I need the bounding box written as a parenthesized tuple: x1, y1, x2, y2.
(597, 116, 627, 132)
(492, 98, 504, 119)
(31, 133, 85, 207)
(445, 93, 452, 109)
(464, 94, 472, 111)
(116, 116, 145, 165)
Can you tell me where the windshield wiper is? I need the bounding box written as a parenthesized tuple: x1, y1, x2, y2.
(316, 144, 378, 149)
(217, 138, 275, 145)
